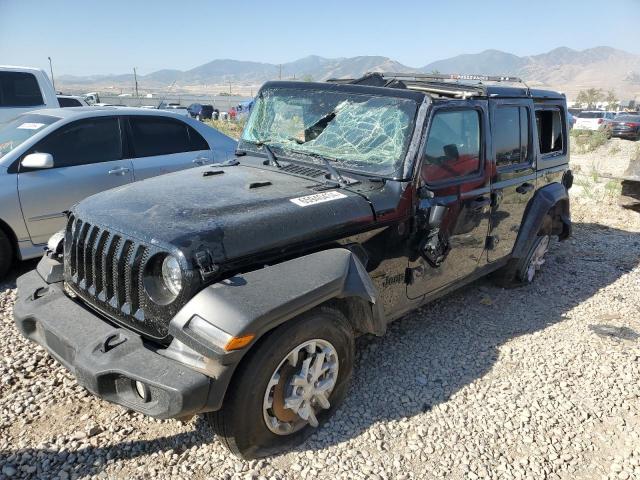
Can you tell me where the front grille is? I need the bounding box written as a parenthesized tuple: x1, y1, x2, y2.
(64, 215, 166, 340)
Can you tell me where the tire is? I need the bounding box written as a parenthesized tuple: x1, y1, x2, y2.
(196, 114, 202, 122)
(206, 306, 354, 459)
(0, 229, 13, 281)
(492, 234, 551, 288)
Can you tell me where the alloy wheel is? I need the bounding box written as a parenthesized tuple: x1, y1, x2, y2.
(263, 339, 339, 435)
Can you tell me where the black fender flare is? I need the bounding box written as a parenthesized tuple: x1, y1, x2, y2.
(512, 182, 571, 260)
(168, 248, 385, 364)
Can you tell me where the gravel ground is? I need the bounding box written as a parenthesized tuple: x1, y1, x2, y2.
(1, 193, 639, 480)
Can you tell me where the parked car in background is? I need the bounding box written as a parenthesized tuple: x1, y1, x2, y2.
(57, 95, 89, 108)
(162, 105, 191, 117)
(574, 111, 615, 131)
(187, 103, 214, 121)
(0, 107, 237, 278)
(82, 92, 100, 105)
(611, 115, 640, 140)
(0, 66, 59, 123)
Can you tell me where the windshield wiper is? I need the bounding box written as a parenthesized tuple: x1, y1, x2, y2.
(255, 140, 281, 168)
(287, 148, 349, 185)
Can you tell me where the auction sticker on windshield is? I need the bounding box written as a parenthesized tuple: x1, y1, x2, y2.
(17, 123, 46, 130)
(290, 191, 348, 207)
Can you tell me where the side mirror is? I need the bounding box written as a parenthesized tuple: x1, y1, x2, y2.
(22, 153, 54, 169)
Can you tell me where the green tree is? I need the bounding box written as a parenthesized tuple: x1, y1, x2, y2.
(604, 89, 618, 110)
(575, 88, 604, 109)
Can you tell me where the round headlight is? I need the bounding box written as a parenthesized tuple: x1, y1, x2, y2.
(161, 255, 182, 296)
(144, 254, 183, 305)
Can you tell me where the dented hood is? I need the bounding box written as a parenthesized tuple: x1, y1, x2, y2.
(73, 161, 374, 264)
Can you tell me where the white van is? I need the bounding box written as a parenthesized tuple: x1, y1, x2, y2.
(0, 66, 59, 123)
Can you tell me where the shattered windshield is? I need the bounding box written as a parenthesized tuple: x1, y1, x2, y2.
(240, 87, 418, 176)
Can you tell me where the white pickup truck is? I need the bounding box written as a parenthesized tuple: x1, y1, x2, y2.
(0, 66, 59, 123)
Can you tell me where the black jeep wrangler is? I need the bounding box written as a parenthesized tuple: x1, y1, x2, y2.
(14, 73, 572, 459)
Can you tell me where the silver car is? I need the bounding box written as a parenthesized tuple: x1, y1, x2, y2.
(0, 107, 237, 278)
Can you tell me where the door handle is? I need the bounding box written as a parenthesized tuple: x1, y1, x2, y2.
(470, 196, 491, 212)
(516, 182, 535, 194)
(108, 167, 130, 176)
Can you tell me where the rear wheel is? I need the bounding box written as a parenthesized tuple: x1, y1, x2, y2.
(518, 234, 551, 284)
(207, 306, 354, 459)
(0, 230, 13, 281)
(493, 234, 552, 287)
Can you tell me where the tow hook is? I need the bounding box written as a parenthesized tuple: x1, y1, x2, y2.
(100, 333, 127, 353)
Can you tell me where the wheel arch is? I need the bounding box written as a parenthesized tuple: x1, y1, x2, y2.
(169, 248, 385, 364)
(511, 182, 571, 261)
(0, 217, 18, 261)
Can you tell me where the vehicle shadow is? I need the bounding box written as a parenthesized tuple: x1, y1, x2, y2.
(0, 222, 638, 476)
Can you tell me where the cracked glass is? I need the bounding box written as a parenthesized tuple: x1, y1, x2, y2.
(240, 87, 418, 176)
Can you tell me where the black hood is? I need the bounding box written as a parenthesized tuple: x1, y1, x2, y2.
(73, 161, 375, 266)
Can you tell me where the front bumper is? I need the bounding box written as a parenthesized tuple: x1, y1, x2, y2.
(13, 270, 231, 419)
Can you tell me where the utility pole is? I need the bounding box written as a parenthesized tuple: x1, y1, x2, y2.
(228, 80, 232, 95)
(133, 67, 139, 97)
(47, 57, 56, 92)
(279, 64, 282, 80)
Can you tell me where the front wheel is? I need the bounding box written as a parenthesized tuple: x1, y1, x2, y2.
(207, 306, 354, 459)
(0, 230, 13, 281)
(196, 114, 202, 121)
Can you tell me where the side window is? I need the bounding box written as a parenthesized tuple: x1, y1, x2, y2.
(535, 109, 564, 155)
(31, 117, 122, 168)
(494, 106, 529, 167)
(0, 72, 44, 107)
(129, 117, 190, 157)
(58, 97, 82, 108)
(422, 109, 481, 183)
(187, 126, 210, 151)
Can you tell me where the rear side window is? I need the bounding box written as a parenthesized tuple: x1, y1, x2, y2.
(536, 109, 564, 155)
(31, 117, 122, 167)
(422, 109, 481, 183)
(58, 97, 83, 107)
(187, 126, 209, 151)
(494, 106, 529, 167)
(129, 116, 191, 157)
(0, 72, 44, 107)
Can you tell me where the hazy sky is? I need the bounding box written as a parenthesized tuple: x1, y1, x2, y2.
(1, 0, 639, 76)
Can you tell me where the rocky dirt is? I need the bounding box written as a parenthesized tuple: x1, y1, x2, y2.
(1, 192, 639, 479)
(570, 136, 639, 179)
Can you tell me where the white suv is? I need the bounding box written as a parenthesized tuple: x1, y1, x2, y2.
(0, 66, 59, 123)
(574, 111, 616, 131)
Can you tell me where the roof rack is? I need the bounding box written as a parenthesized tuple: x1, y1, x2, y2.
(326, 72, 531, 99)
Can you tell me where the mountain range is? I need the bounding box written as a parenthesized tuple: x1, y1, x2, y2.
(58, 46, 640, 99)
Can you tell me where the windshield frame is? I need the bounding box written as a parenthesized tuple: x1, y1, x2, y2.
(239, 81, 426, 179)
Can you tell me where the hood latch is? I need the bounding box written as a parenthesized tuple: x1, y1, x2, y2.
(194, 250, 220, 281)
